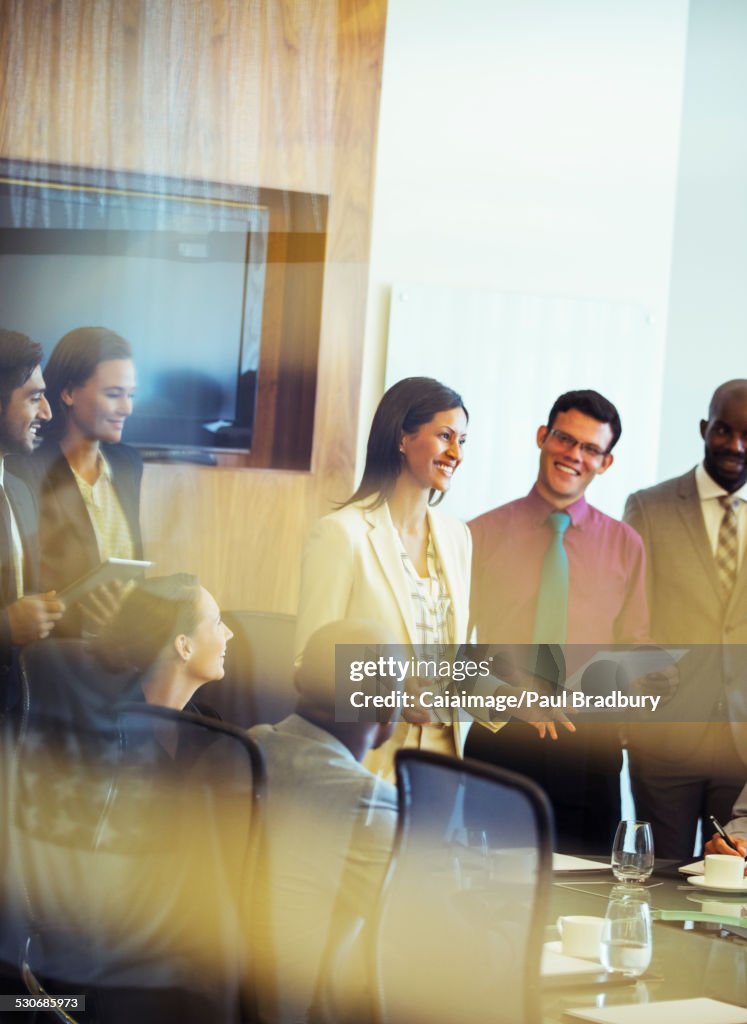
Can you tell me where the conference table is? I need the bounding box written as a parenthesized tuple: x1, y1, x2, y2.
(541, 861, 747, 1022)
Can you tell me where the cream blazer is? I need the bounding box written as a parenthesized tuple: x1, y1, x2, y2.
(294, 499, 474, 765)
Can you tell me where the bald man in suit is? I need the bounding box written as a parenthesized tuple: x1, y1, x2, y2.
(624, 380, 747, 859)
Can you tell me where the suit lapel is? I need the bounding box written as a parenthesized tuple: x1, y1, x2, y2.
(43, 449, 98, 554)
(364, 503, 418, 644)
(728, 569, 747, 615)
(676, 470, 724, 605)
(0, 486, 16, 604)
(727, 509, 747, 614)
(104, 446, 139, 547)
(4, 473, 38, 595)
(427, 510, 468, 756)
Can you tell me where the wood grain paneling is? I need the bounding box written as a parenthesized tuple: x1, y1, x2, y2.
(0, 0, 387, 613)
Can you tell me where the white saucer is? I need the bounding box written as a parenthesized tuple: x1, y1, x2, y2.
(686, 894, 747, 911)
(543, 940, 600, 961)
(686, 874, 747, 894)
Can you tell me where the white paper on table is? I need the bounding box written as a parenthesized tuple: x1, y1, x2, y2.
(541, 949, 603, 977)
(553, 853, 610, 873)
(564, 997, 747, 1024)
(678, 859, 705, 875)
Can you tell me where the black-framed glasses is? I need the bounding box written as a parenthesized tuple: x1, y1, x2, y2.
(546, 428, 609, 460)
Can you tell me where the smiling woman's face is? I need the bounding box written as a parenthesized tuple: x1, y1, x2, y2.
(62, 358, 136, 443)
(181, 587, 234, 683)
(399, 406, 468, 494)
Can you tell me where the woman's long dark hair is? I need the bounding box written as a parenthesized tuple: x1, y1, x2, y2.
(342, 377, 467, 509)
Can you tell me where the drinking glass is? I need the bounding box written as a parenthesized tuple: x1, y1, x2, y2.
(611, 820, 654, 885)
(600, 896, 652, 977)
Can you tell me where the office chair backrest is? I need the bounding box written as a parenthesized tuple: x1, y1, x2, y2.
(3, 639, 136, 1009)
(19, 637, 140, 724)
(198, 610, 297, 727)
(111, 704, 265, 1020)
(4, 649, 264, 1023)
(373, 750, 553, 1024)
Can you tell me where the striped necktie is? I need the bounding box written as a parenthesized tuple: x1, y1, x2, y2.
(532, 510, 571, 644)
(715, 494, 742, 597)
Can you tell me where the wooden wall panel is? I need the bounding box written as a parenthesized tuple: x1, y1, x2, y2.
(0, 0, 387, 613)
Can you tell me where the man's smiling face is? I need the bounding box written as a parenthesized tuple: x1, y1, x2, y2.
(0, 365, 51, 455)
(535, 407, 614, 508)
(700, 387, 747, 493)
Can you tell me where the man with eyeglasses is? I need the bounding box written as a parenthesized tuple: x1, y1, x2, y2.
(465, 389, 649, 853)
(624, 380, 747, 860)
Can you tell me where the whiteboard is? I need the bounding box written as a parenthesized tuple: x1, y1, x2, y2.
(385, 283, 663, 522)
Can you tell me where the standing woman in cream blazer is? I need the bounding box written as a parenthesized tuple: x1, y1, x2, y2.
(296, 377, 484, 777)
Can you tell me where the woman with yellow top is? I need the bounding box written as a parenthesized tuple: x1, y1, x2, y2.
(15, 326, 141, 635)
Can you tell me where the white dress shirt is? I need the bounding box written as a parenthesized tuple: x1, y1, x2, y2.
(728, 782, 747, 841)
(0, 459, 24, 598)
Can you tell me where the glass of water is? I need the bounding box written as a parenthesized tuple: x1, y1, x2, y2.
(611, 820, 654, 885)
(600, 896, 652, 977)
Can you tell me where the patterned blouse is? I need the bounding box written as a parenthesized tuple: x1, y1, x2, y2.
(397, 531, 454, 650)
(396, 529, 455, 734)
(70, 452, 135, 562)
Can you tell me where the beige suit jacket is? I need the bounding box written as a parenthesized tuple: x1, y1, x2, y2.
(294, 500, 476, 765)
(624, 468, 747, 762)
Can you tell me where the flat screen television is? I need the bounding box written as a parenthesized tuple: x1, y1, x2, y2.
(0, 160, 270, 456)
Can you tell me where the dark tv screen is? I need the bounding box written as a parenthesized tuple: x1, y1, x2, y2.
(0, 165, 268, 454)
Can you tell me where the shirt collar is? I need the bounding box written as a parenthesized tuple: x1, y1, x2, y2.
(527, 483, 589, 528)
(695, 461, 747, 503)
(70, 450, 112, 489)
(97, 450, 112, 482)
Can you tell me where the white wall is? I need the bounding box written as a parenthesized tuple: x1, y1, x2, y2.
(658, 0, 747, 481)
(360, 0, 689, 517)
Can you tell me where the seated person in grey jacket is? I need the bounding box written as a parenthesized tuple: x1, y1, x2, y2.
(249, 619, 399, 1024)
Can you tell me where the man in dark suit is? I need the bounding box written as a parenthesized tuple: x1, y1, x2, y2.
(0, 330, 64, 707)
(624, 379, 747, 858)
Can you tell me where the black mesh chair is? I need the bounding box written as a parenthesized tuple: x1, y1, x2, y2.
(1, 639, 137, 1018)
(111, 704, 266, 1022)
(198, 610, 297, 727)
(372, 750, 554, 1024)
(3, 641, 264, 1023)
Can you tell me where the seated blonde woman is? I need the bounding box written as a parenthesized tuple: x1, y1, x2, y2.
(96, 573, 233, 714)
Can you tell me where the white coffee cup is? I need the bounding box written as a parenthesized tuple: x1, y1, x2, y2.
(556, 915, 605, 958)
(704, 853, 746, 888)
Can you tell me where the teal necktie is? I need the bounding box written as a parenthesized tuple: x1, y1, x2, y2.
(532, 510, 571, 645)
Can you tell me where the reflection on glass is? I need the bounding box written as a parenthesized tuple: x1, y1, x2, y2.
(600, 895, 652, 977)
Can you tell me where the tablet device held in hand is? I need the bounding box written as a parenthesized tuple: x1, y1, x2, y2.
(58, 558, 154, 607)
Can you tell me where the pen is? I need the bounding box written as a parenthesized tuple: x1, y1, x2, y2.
(708, 815, 745, 858)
